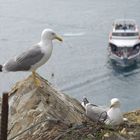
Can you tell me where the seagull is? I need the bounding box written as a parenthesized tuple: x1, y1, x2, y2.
(81, 97, 108, 123)
(0, 29, 63, 87)
(81, 97, 124, 126)
(105, 98, 124, 126)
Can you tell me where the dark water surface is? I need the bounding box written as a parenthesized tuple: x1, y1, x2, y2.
(0, 0, 140, 111)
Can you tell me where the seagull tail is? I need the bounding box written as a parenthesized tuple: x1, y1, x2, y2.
(83, 97, 89, 105)
(0, 65, 3, 72)
(81, 97, 89, 107)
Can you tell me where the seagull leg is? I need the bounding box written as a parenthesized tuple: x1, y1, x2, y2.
(32, 71, 42, 87)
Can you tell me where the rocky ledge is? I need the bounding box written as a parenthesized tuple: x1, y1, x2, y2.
(0, 74, 139, 140)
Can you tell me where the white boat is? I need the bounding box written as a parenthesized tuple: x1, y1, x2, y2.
(108, 19, 140, 67)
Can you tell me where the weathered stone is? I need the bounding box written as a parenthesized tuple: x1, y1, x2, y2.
(120, 128, 127, 135)
(104, 132, 110, 138)
(87, 133, 95, 139)
(7, 74, 86, 140)
(0, 74, 139, 140)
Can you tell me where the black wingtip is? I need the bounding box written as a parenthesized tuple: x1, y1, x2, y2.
(0, 65, 2, 72)
(82, 97, 89, 105)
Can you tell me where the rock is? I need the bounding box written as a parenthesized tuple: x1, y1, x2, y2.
(0, 74, 139, 140)
(124, 110, 140, 124)
(120, 128, 127, 135)
(128, 131, 135, 136)
(87, 133, 95, 139)
(103, 132, 110, 138)
(103, 133, 127, 140)
(7, 74, 87, 140)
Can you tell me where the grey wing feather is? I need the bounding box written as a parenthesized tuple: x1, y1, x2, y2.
(86, 104, 107, 123)
(4, 45, 44, 71)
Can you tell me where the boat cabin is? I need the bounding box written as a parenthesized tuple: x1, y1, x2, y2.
(109, 19, 140, 58)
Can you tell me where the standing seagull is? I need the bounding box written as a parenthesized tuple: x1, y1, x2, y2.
(0, 29, 63, 87)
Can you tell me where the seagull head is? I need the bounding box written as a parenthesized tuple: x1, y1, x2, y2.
(41, 28, 63, 42)
(110, 98, 121, 108)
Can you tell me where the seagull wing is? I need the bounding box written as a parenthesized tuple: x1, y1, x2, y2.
(4, 45, 44, 71)
(86, 104, 108, 123)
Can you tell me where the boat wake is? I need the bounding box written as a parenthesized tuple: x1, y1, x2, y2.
(63, 32, 85, 37)
(61, 72, 109, 92)
(107, 58, 140, 77)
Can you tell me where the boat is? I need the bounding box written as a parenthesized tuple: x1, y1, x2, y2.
(108, 19, 140, 67)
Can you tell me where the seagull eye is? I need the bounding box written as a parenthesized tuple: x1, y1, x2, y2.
(51, 32, 55, 36)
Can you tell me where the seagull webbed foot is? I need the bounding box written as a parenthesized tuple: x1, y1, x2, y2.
(32, 71, 43, 88)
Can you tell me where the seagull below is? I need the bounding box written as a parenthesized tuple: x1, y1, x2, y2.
(81, 97, 124, 126)
(105, 98, 124, 126)
(0, 29, 63, 87)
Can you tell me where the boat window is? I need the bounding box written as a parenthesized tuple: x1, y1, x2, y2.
(112, 32, 139, 36)
(115, 24, 135, 30)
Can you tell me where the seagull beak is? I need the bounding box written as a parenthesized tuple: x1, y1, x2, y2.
(110, 104, 114, 108)
(55, 35, 63, 42)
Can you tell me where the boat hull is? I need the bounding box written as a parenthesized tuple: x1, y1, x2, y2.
(108, 53, 139, 67)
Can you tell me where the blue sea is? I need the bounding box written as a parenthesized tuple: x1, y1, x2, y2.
(0, 0, 140, 111)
